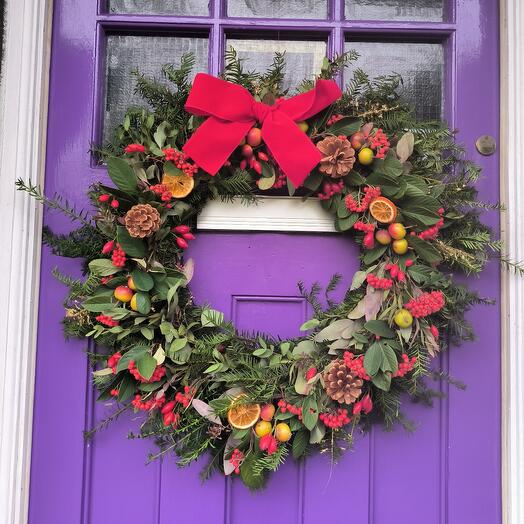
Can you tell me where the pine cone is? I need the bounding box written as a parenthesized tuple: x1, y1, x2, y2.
(317, 136, 355, 178)
(124, 204, 161, 238)
(324, 359, 363, 404)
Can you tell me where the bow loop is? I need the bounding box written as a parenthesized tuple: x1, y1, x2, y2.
(183, 73, 342, 187)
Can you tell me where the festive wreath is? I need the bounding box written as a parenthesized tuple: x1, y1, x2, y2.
(19, 50, 507, 489)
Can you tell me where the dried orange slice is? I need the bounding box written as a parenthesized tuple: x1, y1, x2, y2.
(162, 172, 195, 198)
(227, 398, 261, 429)
(369, 196, 398, 224)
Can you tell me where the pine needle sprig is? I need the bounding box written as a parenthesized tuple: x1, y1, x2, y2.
(16, 179, 92, 226)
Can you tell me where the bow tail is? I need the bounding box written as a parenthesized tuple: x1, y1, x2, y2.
(262, 113, 322, 188)
(183, 117, 253, 176)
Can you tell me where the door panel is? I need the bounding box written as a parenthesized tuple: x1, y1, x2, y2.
(29, 0, 500, 522)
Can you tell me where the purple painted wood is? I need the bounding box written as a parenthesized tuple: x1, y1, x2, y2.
(29, 0, 500, 522)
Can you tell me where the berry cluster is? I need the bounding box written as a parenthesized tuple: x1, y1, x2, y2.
(124, 143, 146, 154)
(272, 171, 287, 189)
(369, 129, 390, 159)
(259, 434, 279, 455)
(345, 186, 382, 213)
(107, 352, 122, 373)
(385, 263, 406, 283)
(175, 385, 194, 408)
(366, 273, 394, 290)
(109, 243, 126, 268)
(305, 367, 317, 381)
(430, 325, 439, 339)
(110, 389, 119, 397)
(95, 314, 119, 327)
(150, 183, 173, 202)
(353, 221, 375, 233)
(171, 224, 195, 250)
(229, 448, 245, 474)
(393, 354, 417, 377)
(162, 148, 198, 177)
(132, 393, 166, 412)
(327, 114, 343, 126)
(343, 352, 370, 380)
(418, 208, 445, 240)
(319, 408, 351, 429)
(100, 275, 113, 285)
(317, 179, 344, 200)
(352, 394, 373, 415)
(128, 360, 166, 383)
(277, 399, 303, 420)
(405, 291, 445, 318)
(98, 193, 119, 208)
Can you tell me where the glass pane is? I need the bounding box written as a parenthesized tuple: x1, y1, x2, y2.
(227, 0, 327, 19)
(226, 39, 326, 92)
(107, 0, 209, 16)
(103, 34, 208, 142)
(345, 0, 444, 21)
(345, 41, 444, 120)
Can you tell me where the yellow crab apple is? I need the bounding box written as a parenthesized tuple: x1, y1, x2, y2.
(388, 223, 406, 240)
(114, 285, 133, 303)
(275, 423, 292, 442)
(255, 420, 272, 437)
(259, 404, 275, 421)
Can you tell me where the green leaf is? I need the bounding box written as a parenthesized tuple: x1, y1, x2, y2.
(134, 292, 151, 314)
(240, 452, 266, 490)
(396, 132, 415, 163)
(309, 422, 326, 444)
(292, 340, 316, 357)
(136, 353, 157, 381)
(362, 244, 388, 265)
(303, 172, 323, 192)
(117, 374, 136, 402)
(292, 429, 309, 459)
(107, 157, 138, 193)
(140, 327, 154, 340)
(382, 343, 399, 373)
(366, 172, 401, 198)
(201, 309, 225, 328)
(372, 372, 391, 391)
(364, 320, 394, 338)
(170, 337, 188, 353)
(154, 121, 170, 149)
(327, 117, 362, 136)
(82, 295, 114, 312)
(116, 227, 146, 258)
(374, 151, 403, 178)
(301, 396, 318, 431)
(131, 269, 155, 291)
(300, 318, 320, 331)
(350, 270, 368, 291)
(346, 170, 366, 186)
(335, 214, 358, 232)
(407, 236, 442, 264)
(88, 259, 123, 277)
(363, 342, 383, 376)
(260, 161, 275, 179)
(287, 177, 295, 196)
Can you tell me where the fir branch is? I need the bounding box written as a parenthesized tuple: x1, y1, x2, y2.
(16, 179, 92, 226)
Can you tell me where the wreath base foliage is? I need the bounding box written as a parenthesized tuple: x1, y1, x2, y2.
(19, 50, 504, 488)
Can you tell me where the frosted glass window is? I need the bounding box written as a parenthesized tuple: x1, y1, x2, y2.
(103, 34, 208, 142)
(226, 39, 327, 93)
(227, 0, 327, 19)
(345, 0, 444, 21)
(107, 0, 209, 16)
(345, 41, 444, 120)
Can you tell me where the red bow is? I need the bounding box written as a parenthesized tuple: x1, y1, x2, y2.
(183, 73, 342, 187)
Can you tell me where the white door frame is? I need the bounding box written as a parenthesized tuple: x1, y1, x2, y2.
(0, 1, 520, 523)
(0, 1, 53, 523)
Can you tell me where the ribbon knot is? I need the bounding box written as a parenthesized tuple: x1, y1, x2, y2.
(183, 73, 342, 187)
(251, 100, 273, 124)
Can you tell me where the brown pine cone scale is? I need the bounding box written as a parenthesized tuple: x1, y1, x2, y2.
(324, 359, 363, 404)
(125, 204, 161, 238)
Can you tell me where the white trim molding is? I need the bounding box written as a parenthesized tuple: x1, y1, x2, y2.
(0, 1, 53, 523)
(197, 196, 337, 232)
(501, 1, 524, 523)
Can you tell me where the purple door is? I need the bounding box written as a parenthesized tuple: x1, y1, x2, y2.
(30, 1, 500, 522)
